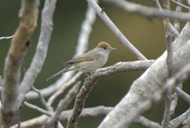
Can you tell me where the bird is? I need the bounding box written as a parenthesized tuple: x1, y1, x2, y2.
(46, 42, 116, 81)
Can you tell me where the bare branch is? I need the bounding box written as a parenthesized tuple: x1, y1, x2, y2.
(108, 0, 190, 21)
(174, 86, 190, 103)
(43, 81, 81, 128)
(169, 107, 190, 128)
(12, 104, 161, 128)
(98, 22, 190, 128)
(0, 35, 13, 41)
(32, 86, 52, 111)
(12, 106, 112, 128)
(87, 0, 147, 60)
(162, 0, 173, 127)
(25, 0, 97, 100)
(173, 0, 182, 39)
(135, 116, 161, 128)
(67, 60, 154, 128)
(153, 0, 180, 37)
(1, 0, 39, 125)
(24, 102, 52, 116)
(169, 0, 183, 117)
(114, 63, 190, 128)
(19, 0, 57, 97)
(48, 72, 83, 106)
(170, 0, 190, 10)
(182, 116, 190, 128)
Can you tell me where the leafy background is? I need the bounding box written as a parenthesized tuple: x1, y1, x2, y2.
(0, 0, 189, 127)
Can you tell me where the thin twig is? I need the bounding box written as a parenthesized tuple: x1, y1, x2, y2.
(24, 102, 52, 116)
(43, 81, 81, 128)
(153, 0, 180, 37)
(174, 86, 190, 103)
(173, 0, 182, 39)
(170, 0, 190, 10)
(12, 106, 113, 128)
(87, 0, 147, 60)
(47, 72, 83, 106)
(32, 86, 52, 111)
(17, 110, 20, 128)
(170, 86, 181, 116)
(130, 0, 179, 38)
(135, 116, 161, 128)
(0, 35, 14, 41)
(169, 107, 190, 128)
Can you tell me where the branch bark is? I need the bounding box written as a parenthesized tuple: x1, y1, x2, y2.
(108, 0, 190, 21)
(98, 22, 190, 128)
(67, 60, 154, 128)
(1, 0, 39, 125)
(87, 0, 147, 60)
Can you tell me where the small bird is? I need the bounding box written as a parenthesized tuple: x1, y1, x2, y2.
(46, 42, 116, 81)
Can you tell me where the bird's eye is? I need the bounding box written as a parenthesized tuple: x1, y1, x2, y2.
(103, 47, 107, 49)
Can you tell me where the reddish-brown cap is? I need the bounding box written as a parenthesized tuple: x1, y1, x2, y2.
(96, 42, 112, 48)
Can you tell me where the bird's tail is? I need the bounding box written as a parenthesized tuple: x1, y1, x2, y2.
(46, 66, 71, 81)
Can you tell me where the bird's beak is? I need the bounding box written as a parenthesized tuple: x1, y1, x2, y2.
(110, 47, 117, 50)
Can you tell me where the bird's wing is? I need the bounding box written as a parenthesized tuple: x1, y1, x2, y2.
(64, 51, 100, 64)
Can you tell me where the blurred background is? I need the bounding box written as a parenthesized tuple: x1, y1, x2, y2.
(0, 0, 189, 128)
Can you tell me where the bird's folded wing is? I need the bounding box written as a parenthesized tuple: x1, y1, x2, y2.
(64, 52, 100, 64)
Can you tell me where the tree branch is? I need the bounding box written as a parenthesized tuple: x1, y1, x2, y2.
(0, 35, 13, 41)
(43, 81, 81, 128)
(153, 0, 179, 37)
(25, 0, 97, 100)
(108, 0, 190, 21)
(87, 0, 147, 60)
(162, 0, 173, 127)
(169, 0, 182, 117)
(47, 72, 83, 106)
(169, 107, 190, 128)
(24, 102, 52, 116)
(19, 0, 57, 98)
(98, 22, 190, 128)
(114, 62, 190, 128)
(67, 60, 154, 128)
(135, 116, 161, 128)
(1, 0, 39, 125)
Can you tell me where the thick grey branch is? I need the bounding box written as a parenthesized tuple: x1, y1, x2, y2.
(98, 22, 190, 128)
(115, 63, 190, 128)
(1, 0, 39, 125)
